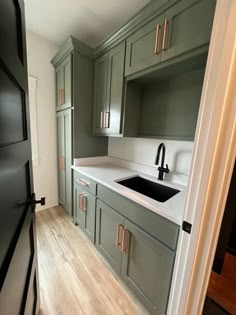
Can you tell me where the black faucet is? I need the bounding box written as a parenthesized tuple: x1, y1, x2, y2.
(155, 143, 169, 180)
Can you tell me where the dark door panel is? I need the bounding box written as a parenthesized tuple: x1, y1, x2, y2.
(0, 0, 39, 314)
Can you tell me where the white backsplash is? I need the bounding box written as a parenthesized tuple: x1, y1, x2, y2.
(108, 137, 194, 186)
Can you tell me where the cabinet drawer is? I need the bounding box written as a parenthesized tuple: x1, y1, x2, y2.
(97, 184, 179, 250)
(73, 171, 96, 195)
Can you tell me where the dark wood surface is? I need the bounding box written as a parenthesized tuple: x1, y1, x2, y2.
(0, 0, 39, 314)
(207, 253, 236, 315)
(213, 162, 236, 273)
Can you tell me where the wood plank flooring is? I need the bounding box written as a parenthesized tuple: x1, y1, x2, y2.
(207, 252, 236, 315)
(36, 206, 145, 315)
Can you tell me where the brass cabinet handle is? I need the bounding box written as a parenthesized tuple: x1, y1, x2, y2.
(154, 24, 161, 55)
(78, 192, 82, 209)
(59, 156, 65, 170)
(77, 178, 90, 187)
(81, 194, 87, 211)
(104, 112, 110, 128)
(121, 228, 129, 252)
(116, 224, 123, 247)
(162, 18, 168, 51)
(61, 89, 64, 104)
(100, 111, 104, 128)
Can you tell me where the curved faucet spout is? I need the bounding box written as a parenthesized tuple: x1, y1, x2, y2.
(155, 143, 169, 180)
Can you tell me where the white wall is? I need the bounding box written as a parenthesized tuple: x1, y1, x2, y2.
(26, 31, 59, 211)
(108, 137, 193, 185)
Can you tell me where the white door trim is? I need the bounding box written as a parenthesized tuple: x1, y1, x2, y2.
(168, 1, 236, 314)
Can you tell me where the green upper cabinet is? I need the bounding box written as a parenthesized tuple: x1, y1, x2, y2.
(125, 0, 215, 77)
(125, 13, 165, 76)
(56, 54, 72, 111)
(93, 41, 126, 136)
(93, 53, 109, 134)
(121, 220, 175, 315)
(161, 0, 216, 63)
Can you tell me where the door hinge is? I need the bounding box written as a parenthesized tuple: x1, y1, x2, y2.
(182, 221, 192, 234)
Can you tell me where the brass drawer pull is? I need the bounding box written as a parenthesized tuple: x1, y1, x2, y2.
(162, 18, 168, 51)
(104, 112, 110, 128)
(154, 24, 161, 55)
(100, 111, 104, 128)
(81, 194, 87, 211)
(116, 224, 123, 247)
(121, 228, 129, 252)
(77, 178, 90, 187)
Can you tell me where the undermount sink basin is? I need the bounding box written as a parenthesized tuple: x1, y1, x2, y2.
(117, 176, 180, 203)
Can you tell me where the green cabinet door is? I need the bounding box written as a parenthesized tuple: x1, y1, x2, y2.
(56, 55, 72, 111)
(56, 109, 72, 216)
(93, 42, 125, 136)
(121, 220, 175, 315)
(125, 13, 165, 76)
(74, 184, 96, 243)
(158, 0, 216, 63)
(93, 53, 109, 134)
(96, 200, 124, 273)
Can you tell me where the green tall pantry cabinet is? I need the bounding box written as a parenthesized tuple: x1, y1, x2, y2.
(52, 37, 108, 216)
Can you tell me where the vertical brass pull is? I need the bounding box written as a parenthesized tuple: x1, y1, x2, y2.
(121, 228, 129, 252)
(116, 224, 123, 247)
(78, 192, 82, 209)
(154, 24, 161, 55)
(104, 112, 110, 128)
(162, 18, 168, 51)
(81, 194, 87, 211)
(59, 156, 64, 170)
(61, 89, 64, 104)
(58, 89, 60, 105)
(100, 111, 104, 128)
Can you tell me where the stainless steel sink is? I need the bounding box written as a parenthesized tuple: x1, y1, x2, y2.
(117, 176, 180, 203)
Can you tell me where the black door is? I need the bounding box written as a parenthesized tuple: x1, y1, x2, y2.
(0, 1, 40, 314)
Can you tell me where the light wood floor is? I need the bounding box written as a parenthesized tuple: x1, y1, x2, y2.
(207, 252, 236, 315)
(36, 206, 144, 315)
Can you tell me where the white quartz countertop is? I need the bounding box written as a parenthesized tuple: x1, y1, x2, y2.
(72, 163, 186, 225)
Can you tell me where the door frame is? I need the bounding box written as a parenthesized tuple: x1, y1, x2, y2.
(168, 1, 236, 314)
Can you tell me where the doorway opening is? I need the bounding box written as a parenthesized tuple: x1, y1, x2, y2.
(203, 161, 236, 315)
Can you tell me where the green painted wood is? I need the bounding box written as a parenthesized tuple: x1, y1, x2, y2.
(74, 183, 96, 243)
(56, 55, 72, 112)
(125, 13, 165, 76)
(56, 111, 66, 206)
(138, 67, 205, 140)
(121, 219, 175, 315)
(94, 0, 174, 57)
(96, 200, 124, 273)
(74, 170, 97, 196)
(51, 36, 94, 68)
(97, 184, 179, 250)
(161, 0, 216, 64)
(93, 53, 109, 134)
(73, 50, 108, 157)
(74, 183, 83, 226)
(93, 42, 126, 136)
(56, 109, 72, 216)
(56, 66, 64, 108)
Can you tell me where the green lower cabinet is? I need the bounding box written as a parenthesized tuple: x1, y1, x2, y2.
(96, 197, 176, 315)
(121, 220, 175, 315)
(96, 200, 124, 273)
(74, 183, 96, 243)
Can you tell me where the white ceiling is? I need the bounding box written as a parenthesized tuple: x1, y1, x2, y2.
(24, 0, 151, 48)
